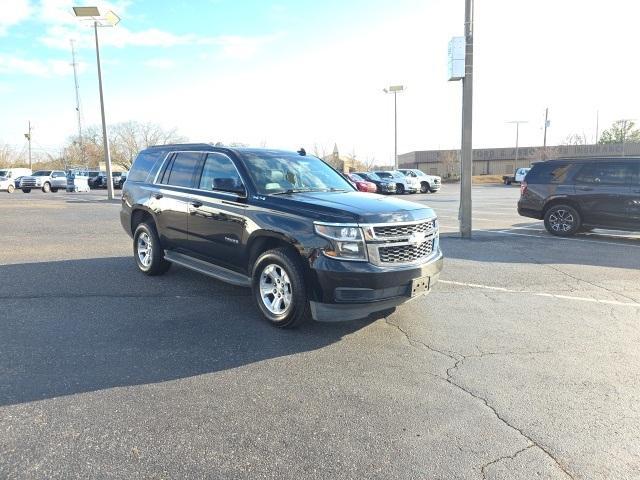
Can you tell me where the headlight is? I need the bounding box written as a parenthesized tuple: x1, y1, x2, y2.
(314, 223, 367, 261)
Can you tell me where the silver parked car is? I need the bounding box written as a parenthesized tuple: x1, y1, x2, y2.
(20, 170, 67, 193)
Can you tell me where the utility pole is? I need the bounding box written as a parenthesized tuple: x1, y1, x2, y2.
(542, 107, 549, 159)
(595, 110, 599, 144)
(94, 20, 114, 200)
(459, 0, 474, 239)
(70, 39, 85, 165)
(24, 121, 32, 170)
(383, 85, 405, 169)
(506, 120, 528, 169)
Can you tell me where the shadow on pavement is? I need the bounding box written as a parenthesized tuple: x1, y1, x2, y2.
(441, 228, 640, 270)
(0, 257, 371, 407)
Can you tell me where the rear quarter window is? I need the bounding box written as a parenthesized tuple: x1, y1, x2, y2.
(525, 162, 571, 184)
(127, 150, 167, 183)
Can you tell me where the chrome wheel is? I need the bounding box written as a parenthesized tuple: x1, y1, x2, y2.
(259, 263, 292, 315)
(548, 209, 575, 233)
(137, 232, 152, 268)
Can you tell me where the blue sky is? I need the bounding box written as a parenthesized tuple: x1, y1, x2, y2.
(1, 0, 639, 163)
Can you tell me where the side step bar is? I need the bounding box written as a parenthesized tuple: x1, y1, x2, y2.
(164, 251, 251, 287)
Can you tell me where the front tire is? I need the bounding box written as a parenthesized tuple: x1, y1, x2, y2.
(133, 222, 171, 275)
(42, 182, 51, 193)
(7, 185, 14, 193)
(420, 182, 430, 193)
(22, 188, 31, 193)
(544, 204, 581, 237)
(396, 184, 405, 194)
(252, 247, 310, 328)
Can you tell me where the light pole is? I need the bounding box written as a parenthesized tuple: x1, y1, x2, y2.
(383, 85, 405, 169)
(73, 6, 120, 200)
(506, 120, 528, 169)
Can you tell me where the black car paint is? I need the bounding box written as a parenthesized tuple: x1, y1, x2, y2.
(121, 144, 442, 320)
(517, 157, 640, 232)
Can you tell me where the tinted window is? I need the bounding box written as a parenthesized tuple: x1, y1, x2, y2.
(198, 153, 244, 192)
(349, 173, 364, 182)
(162, 152, 200, 187)
(375, 171, 393, 178)
(525, 162, 571, 184)
(33, 171, 52, 176)
(574, 162, 634, 185)
(128, 150, 166, 183)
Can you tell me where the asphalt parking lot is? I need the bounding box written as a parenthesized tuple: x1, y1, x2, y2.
(1, 185, 639, 479)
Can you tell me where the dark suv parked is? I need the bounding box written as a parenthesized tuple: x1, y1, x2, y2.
(121, 144, 443, 328)
(518, 157, 640, 236)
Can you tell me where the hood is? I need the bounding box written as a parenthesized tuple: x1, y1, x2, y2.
(265, 191, 436, 224)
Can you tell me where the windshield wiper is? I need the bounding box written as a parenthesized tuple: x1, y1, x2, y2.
(270, 188, 317, 195)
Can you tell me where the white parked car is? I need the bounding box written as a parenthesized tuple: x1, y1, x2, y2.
(398, 169, 442, 193)
(0, 168, 32, 193)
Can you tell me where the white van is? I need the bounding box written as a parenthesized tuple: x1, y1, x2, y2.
(0, 168, 32, 193)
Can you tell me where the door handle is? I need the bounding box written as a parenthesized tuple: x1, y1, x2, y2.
(190, 201, 203, 209)
(577, 187, 593, 191)
(153, 193, 163, 199)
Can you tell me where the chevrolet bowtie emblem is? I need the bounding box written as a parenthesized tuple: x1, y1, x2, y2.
(408, 232, 426, 245)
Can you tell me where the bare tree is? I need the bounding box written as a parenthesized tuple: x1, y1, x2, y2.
(66, 121, 187, 170)
(562, 133, 589, 146)
(0, 144, 18, 167)
(440, 150, 460, 178)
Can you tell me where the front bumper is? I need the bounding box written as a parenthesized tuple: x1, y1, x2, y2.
(309, 251, 443, 321)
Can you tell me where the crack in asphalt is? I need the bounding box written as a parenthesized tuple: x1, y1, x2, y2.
(480, 444, 535, 479)
(0, 293, 250, 300)
(541, 263, 640, 305)
(384, 318, 575, 480)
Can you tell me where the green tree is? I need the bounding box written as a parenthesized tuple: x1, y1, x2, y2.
(598, 120, 640, 144)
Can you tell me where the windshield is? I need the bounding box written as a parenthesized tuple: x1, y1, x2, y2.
(375, 171, 393, 179)
(0, 170, 9, 177)
(241, 151, 354, 195)
(349, 173, 364, 182)
(32, 171, 52, 176)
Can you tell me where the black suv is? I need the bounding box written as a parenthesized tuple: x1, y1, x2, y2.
(518, 157, 640, 236)
(121, 144, 443, 328)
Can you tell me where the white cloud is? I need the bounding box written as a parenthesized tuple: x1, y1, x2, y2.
(143, 58, 175, 70)
(0, 54, 73, 77)
(0, 0, 31, 35)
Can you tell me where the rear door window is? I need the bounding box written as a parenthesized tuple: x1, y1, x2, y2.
(574, 163, 635, 185)
(161, 152, 201, 188)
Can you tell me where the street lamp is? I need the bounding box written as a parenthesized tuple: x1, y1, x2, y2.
(506, 120, 528, 169)
(383, 85, 405, 169)
(73, 6, 120, 200)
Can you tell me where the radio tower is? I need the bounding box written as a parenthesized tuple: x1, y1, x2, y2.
(70, 39, 85, 165)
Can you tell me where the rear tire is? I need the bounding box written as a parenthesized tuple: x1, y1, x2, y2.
(544, 204, 581, 237)
(133, 222, 171, 275)
(252, 247, 310, 328)
(51, 188, 59, 193)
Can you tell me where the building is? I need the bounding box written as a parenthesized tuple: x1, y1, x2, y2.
(322, 144, 359, 173)
(398, 143, 640, 178)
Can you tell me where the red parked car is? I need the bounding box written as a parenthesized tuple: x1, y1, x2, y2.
(346, 173, 377, 193)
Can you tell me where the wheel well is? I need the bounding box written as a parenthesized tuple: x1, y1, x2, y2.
(247, 236, 296, 272)
(543, 198, 582, 218)
(131, 209, 154, 234)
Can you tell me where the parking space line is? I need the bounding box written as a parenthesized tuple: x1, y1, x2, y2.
(491, 229, 640, 248)
(438, 280, 640, 308)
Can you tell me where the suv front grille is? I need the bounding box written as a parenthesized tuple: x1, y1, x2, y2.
(21, 178, 37, 187)
(364, 219, 439, 266)
(373, 220, 435, 238)
(378, 239, 434, 263)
